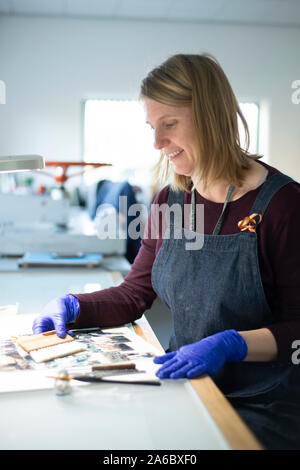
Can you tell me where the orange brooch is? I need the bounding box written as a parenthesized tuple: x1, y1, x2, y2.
(238, 213, 262, 233)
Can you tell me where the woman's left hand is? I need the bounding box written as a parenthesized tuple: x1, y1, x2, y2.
(153, 329, 248, 379)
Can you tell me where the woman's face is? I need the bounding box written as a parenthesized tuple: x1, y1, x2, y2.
(144, 98, 199, 178)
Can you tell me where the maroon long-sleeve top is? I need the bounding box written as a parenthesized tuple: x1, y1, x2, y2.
(73, 162, 300, 363)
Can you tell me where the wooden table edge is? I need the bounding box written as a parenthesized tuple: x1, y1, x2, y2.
(189, 376, 264, 450)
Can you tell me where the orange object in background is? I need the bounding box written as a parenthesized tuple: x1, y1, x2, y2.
(43, 161, 112, 184)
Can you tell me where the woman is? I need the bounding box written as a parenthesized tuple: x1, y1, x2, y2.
(33, 54, 300, 450)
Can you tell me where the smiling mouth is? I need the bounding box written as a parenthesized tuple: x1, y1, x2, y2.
(166, 149, 184, 160)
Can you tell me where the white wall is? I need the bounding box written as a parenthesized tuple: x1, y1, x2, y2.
(0, 15, 300, 180)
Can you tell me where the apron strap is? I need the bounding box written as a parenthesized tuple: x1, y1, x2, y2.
(189, 188, 196, 232)
(189, 184, 235, 233)
(250, 173, 294, 216)
(212, 184, 235, 235)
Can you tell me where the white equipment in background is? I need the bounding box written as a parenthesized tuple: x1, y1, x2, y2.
(0, 193, 126, 256)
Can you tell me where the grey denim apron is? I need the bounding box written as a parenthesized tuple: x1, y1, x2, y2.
(151, 173, 300, 450)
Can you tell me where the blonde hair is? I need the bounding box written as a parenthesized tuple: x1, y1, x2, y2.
(140, 53, 260, 192)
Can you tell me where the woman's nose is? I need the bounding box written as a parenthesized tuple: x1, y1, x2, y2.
(154, 129, 169, 150)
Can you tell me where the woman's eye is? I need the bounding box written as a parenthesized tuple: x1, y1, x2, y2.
(165, 122, 176, 129)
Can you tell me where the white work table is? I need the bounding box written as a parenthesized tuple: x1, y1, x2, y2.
(0, 259, 262, 451)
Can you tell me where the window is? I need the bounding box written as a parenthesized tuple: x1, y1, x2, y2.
(239, 102, 260, 154)
(83, 100, 260, 186)
(83, 99, 158, 187)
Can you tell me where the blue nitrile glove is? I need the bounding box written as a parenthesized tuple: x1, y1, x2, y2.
(32, 295, 80, 338)
(154, 330, 248, 379)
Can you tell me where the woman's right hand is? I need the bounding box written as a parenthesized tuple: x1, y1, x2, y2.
(32, 294, 80, 338)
